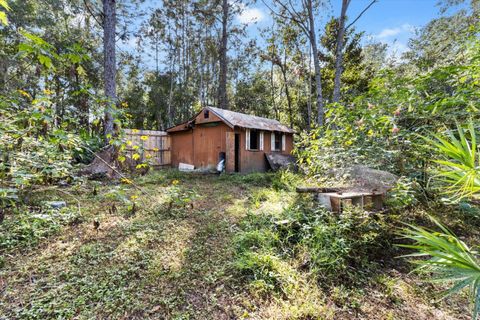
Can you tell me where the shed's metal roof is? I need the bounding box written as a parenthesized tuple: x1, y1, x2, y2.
(207, 107, 294, 133)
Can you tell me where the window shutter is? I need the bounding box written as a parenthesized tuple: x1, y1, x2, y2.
(271, 132, 275, 151)
(281, 134, 286, 151)
(260, 132, 264, 150)
(246, 129, 250, 150)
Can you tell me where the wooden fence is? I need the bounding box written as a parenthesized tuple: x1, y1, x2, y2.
(124, 129, 171, 167)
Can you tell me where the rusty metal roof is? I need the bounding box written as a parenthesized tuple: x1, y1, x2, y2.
(207, 107, 294, 133)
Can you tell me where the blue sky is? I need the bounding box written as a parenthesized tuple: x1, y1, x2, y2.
(238, 0, 446, 56)
(122, 0, 459, 68)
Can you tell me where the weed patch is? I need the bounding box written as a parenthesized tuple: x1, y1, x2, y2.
(0, 205, 81, 252)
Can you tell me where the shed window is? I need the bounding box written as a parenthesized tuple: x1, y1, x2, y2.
(271, 132, 285, 151)
(204, 110, 209, 119)
(246, 129, 264, 151)
(250, 130, 259, 150)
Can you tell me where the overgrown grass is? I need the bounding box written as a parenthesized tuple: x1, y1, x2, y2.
(0, 205, 81, 252)
(233, 196, 392, 289)
(0, 169, 477, 319)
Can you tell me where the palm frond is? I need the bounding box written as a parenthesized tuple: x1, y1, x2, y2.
(400, 217, 480, 319)
(428, 121, 480, 201)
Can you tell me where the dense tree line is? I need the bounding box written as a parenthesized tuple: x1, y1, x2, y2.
(1, 0, 478, 134)
(0, 0, 478, 188)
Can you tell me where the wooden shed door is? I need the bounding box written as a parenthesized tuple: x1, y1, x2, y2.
(193, 124, 227, 169)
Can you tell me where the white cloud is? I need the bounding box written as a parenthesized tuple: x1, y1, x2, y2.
(400, 23, 415, 33)
(237, 7, 265, 24)
(376, 27, 402, 39)
(372, 23, 416, 61)
(375, 23, 414, 39)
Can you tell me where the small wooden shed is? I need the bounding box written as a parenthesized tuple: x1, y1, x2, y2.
(166, 107, 294, 173)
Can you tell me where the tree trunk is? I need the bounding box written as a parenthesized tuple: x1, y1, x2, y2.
(103, 0, 116, 139)
(306, 0, 324, 126)
(281, 50, 294, 128)
(307, 46, 312, 130)
(167, 46, 176, 127)
(270, 60, 279, 120)
(217, 0, 228, 109)
(332, 0, 350, 103)
(74, 66, 89, 128)
(282, 70, 293, 129)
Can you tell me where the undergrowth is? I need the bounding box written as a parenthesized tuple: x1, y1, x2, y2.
(0, 205, 81, 252)
(234, 195, 394, 292)
(1, 170, 476, 319)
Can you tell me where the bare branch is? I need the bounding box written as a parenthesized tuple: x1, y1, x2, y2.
(277, 0, 310, 34)
(261, 0, 310, 36)
(83, 0, 103, 28)
(345, 0, 377, 31)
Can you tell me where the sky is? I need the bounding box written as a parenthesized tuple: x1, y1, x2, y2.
(238, 0, 446, 56)
(121, 0, 459, 68)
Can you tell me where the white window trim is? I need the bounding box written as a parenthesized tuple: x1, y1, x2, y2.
(246, 129, 264, 151)
(259, 131, 264, 151)
(281, 134, 286, 151)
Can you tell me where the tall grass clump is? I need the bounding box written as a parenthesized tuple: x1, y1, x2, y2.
(233, 196, 391, 292)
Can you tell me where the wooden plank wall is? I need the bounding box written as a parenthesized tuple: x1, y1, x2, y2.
(124, 129, 171, 167)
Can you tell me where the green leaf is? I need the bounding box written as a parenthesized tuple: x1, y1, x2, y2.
(427, 120, 480, 201)
(21, 30, 50, 47)
(76, 65, 86, 76)
(18, 43, 35, 53)
(0, 11, 7, 26)
(38, 55, 53, 69)
(400, 217, 480, 319)
(0, 0, 10, 10)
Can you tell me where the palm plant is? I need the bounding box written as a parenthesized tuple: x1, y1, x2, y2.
(402, 120, 480, 319)
(400, 218, 480, 319)
(429, 121, 480, 201)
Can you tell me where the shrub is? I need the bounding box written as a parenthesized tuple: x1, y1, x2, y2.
(400, 218, 480, 319)
(386, 177, 419, 210)
(271, 170, 301, 191)
(234, 251, 298, 295)
(234, 229, 280, 254)
(300, 206, 386, 282)
(401, 121, 480, 318)
(234, 196, 389, 287)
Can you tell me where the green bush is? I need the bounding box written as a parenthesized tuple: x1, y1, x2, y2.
(386, 177, 419, 210)
(234, 196, 389, 287)
(234, 229, 280, 254)
(294, 35, 479, 183)
(300, 207, 386, 281)
(271, 170, 301, 191)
